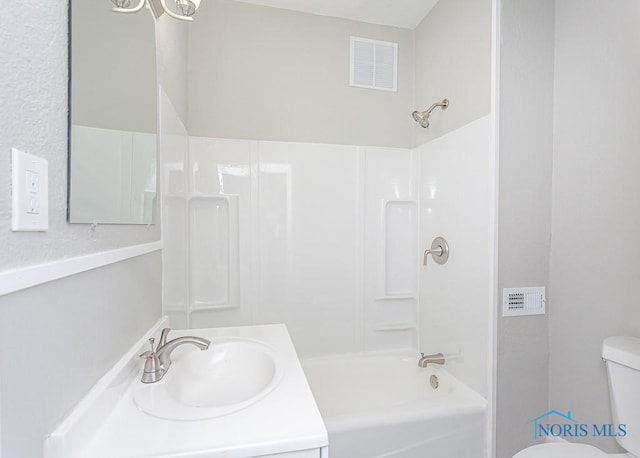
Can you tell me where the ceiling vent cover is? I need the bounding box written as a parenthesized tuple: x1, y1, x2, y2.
(350, 36, 398, 92)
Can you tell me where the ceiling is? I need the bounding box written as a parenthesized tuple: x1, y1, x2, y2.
(231, 0, 441, 30)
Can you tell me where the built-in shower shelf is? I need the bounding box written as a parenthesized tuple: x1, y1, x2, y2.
(187, 194, 238, 201)
(189, 195, 240, 312)
(375, 294, 416, 301)
(374, 322, 417, 332)
(381, 200, 417, 298)
(164, 194, 242, 203)
(190, 302, 241, 311)
(385, 199, 418, 205)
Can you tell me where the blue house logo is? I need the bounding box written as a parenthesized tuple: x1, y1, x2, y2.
(530, 409, 627, 440)
(530, 410, 577, 440)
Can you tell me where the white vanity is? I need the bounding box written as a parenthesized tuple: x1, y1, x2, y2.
(45, 321, 328, 458)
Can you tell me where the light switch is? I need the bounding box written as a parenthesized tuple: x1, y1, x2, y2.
(12, 148, 48, 231)
(27, 171, 40, 192)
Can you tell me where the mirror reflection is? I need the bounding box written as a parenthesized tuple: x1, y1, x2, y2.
(68, 1, 157, 224)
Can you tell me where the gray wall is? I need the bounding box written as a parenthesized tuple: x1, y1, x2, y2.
(549, 0, 640, 452)
(187, 0, 414, 148)
(496, 1, 554, 457)
(0, 253, 161, 458)
(188, 0, 493, 149)
(413, 0, 492, 147)
(0, 1, 179, 456)
(497, 1, 640, 455)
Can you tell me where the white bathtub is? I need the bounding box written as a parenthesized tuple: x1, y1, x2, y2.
(301, 354, 487, 458)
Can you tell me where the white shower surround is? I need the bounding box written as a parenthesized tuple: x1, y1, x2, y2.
(419, 115, 494, 398)
(161, 115, 493, 398)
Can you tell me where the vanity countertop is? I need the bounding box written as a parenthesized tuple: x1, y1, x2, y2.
(45, 322, 328, 458)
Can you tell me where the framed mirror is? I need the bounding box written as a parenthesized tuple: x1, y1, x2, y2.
(68, 1, 157, 224)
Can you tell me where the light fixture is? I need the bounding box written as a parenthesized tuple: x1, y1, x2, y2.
(111, 0, 201, 21)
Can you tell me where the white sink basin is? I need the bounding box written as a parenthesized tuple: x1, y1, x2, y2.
(133, 337, 283, 420)
(167, 339, 278, 408)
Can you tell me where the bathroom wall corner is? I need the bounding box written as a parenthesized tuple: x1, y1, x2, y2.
(413, 0, 493, 147)
(496, 0, 555, 456)
(155, 14, 189, 127)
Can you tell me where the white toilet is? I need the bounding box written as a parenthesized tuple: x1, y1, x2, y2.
(514, 336, 640, 458)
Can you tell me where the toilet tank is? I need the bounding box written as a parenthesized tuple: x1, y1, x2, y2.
(602, 336, 640, 455)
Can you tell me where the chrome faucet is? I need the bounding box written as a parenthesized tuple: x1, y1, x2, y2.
(418, 352, 445, 368)
(140, 328, 210, 383)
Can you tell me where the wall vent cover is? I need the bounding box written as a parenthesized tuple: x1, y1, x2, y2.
(350, 36, 398, 92)
(503, 287, 546, 317)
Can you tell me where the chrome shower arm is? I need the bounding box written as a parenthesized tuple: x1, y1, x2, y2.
(424, 99, 449, 117)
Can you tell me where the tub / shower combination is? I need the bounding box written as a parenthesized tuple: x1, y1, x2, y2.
(302, 353, 487, 458)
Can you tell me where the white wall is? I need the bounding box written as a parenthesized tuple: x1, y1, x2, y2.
(419, 115, 493, 398)
(549, 0, 640, 452)
(413, 0, 492, 147)
(163, 137, 421, 357)
(187, 0, 414, 149)
(496, 1, 555, 456)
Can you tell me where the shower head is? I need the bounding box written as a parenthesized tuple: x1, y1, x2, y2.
(412, 110, 430, 128)
(412, 99, 449, 128)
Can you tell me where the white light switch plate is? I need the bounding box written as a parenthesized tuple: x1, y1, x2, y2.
(11, 148, 48, 231)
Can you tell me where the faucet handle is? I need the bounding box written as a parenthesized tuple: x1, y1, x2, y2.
(139, 338, 156, 359)
(423, 237, 449, 265)
(139, 338, 164, 383)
